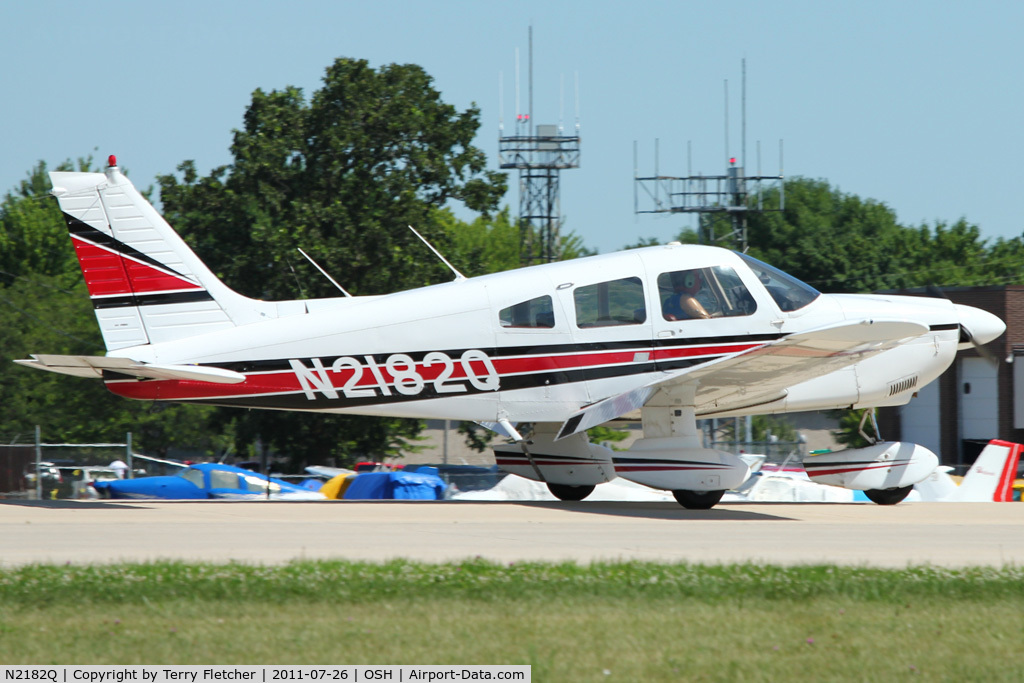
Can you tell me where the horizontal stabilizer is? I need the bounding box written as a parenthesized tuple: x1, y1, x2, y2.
(14, 354, 246, 384)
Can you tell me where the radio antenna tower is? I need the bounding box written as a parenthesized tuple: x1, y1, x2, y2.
(633, 59, 784, 252)
(499, 26, 581, 265)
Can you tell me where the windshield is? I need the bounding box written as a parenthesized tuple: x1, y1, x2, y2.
(737, 253, 820, 312)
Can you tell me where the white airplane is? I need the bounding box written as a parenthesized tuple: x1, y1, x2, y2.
(15, 157, 1007, 509)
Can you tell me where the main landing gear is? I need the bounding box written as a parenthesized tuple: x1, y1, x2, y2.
(672, 489, 726, 510)
(863, 486, 913, 505)
(546, 483, 596, 501)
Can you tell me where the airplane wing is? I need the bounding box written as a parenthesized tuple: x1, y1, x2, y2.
(13, 354, 246, 384)
(557, 319, 927, 440)
(305, 465, 356, 479)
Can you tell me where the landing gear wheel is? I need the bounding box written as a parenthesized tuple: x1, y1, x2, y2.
(547, 483, 595, 501)
(672, 489, 726, 510)
(864, 486, 913, 505)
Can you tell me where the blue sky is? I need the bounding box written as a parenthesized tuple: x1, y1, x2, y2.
(2, 1, 1022, 255)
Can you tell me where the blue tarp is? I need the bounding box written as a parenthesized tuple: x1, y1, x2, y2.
(343, 470, 447, 500)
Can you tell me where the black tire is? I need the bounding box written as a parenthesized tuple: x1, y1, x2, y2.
(863, 486, 913, 505)
(547, 483, 595, 501)
(672, 489, 726, 510)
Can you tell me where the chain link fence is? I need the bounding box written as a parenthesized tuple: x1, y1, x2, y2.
(0, 429, 140, 499)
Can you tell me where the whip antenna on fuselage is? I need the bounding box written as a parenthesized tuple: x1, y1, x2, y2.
(297, 248, 352, 297)
(408, 225, 466, 281)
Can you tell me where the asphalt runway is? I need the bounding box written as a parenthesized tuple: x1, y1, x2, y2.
(2, 499, 1022, 568)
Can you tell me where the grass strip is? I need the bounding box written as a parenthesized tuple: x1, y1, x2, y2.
(2, 561, 1023, 680)
(1, 559, 1024, 605)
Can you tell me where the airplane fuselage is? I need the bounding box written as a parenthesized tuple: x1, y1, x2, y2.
(103, 245, 970, 423)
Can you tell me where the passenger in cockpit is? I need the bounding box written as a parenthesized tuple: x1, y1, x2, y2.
(662, 270, 711, 320)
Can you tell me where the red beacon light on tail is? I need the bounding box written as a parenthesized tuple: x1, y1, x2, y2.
(107, 155, 117, 167)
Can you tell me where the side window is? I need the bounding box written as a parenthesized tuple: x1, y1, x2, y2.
(658, 266, 757, 321)
(499, 295, 555, 329)
(209, 470, 240, 489)
(180, 469, 204, 488)
(574, 277, 647, 328)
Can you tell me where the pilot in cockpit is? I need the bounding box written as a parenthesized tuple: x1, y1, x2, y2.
(662, 270, 712, 321)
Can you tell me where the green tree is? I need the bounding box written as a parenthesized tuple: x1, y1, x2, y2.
(440, 207, 522, 277)
(832, 409, 878, 449)
(0, 160, 89, 285)
(742, 178, 910, 293)
(159, 59, 506, 300)
(442, 206, 593, 276)
(156, 58, 508, 469)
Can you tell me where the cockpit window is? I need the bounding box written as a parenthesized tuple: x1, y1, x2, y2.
(574, 277, 646, 328)
(738, 252, 820, 312)
(179, 468, 204, 488)
(658, 266, 757, 321)
(499, 295, 555, 328)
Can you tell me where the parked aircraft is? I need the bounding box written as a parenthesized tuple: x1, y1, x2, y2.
(91, 462, 325, 500)
(15, 157, 1006, 508)
(910, 439, 1022, 502)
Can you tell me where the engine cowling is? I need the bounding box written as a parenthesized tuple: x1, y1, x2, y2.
(803, 442, 938, 491)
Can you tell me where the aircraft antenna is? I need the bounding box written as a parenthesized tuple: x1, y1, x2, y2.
(297, 248, 352, 297)
(499, 26, 581, 265)
(408, 225, 466, 281)
(634, 59, 786, 253)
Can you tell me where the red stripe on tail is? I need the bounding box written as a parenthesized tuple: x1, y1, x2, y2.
(72, 237, 201, 298)
(991, 440, 1022, 502)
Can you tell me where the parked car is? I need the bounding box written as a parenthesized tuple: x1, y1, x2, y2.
(57, 466, 121, 499)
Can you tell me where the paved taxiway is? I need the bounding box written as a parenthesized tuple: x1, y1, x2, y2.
(2, 500, 1022, 567)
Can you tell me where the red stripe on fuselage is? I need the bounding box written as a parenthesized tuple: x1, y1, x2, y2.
(104, 341, 764, 402)
(806, 462, 910, 477)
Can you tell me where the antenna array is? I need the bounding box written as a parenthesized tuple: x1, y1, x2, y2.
(633, 59, 785, 252)
(499, 27, 581, 265)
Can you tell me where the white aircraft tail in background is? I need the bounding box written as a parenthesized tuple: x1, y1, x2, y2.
(913, 440, 1022, 502)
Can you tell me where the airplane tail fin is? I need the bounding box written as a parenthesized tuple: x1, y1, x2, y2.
(50, 157, 272, 351)
(953, 440, 1022, 502)
(917, 440, 1022, 502)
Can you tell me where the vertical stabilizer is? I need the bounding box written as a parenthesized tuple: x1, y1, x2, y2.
(916, 440, 1022, 502)
(50, 157, 272, 351)
(953, 440, 1022, 502)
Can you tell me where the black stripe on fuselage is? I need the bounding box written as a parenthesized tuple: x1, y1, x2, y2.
(165, 354, 721, 412)
(201, 333, 784, 375)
